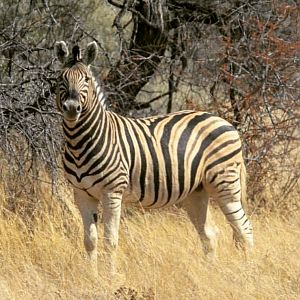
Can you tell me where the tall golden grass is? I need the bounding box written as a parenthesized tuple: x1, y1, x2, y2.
(0, 174, 299, 300)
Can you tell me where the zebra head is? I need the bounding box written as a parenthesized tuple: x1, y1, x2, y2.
(55, 41, 98, 123)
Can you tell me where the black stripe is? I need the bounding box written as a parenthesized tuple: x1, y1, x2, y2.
(93, 213, 98, 223)
(80, 113, 108, 158)
(161, 114, 192, 202)
(190, 125, 236, 191)
(135, 122, 160, 206)
(209, 169, 225, 184)
(63, 99, 100, 139)
(103, 173, 127, 188)
(80, 146, 118, 180)
(87, 163, 122, 188)
(80, 121, 111, 166)
(242, 218, 249, 227)
(64, 110, 104, 150)
(65, 119, 110, 172)
(129, 121, 147, 202)
(74, 113, 107, 160)
(64, 149, 77, 165)
(63, 160, 80, 181)
(216, 177, 239, 187)
(120, 118, 136, 187)
(177, 113, 212, 197)
(219, 186, 239, 193)
(205, 147, 242, 173)
(75, 97, 98, 127)
(146, 112, 191, 135)
(76, 109, 103, 149)
(205, 138, 240, 161)
(232, 189, 240, 196)
(232, 213, 245, 222)
(225, 207, 242, 216)
(115, 117, 129, 166)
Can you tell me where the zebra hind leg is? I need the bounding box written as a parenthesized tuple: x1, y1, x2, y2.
(207, 168, 254, 251)
(182, 189, 219, 262)
(222, 201, 253, 251)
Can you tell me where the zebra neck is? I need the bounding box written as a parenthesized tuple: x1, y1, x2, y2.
(63, 99, 111, 155)
(92, 75, 107, 109)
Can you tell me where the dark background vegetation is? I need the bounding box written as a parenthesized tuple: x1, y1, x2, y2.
(0, 0, 299, 214)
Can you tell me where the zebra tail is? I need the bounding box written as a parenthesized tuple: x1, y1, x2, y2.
(240, 160, 247, 204)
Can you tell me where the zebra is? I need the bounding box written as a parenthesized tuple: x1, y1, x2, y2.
(54, 41, 253, 273)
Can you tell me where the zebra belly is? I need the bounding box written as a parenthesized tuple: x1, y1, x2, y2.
(64, 165, 201, 208)
(123, 171, 203, 208)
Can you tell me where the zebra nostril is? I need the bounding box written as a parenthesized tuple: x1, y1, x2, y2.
(62, 103, 68, 112)
(76, 105, 81, 113)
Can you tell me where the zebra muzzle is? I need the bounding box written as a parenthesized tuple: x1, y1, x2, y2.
(62, 99, 82, 121)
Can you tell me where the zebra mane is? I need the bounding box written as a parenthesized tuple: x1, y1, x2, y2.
(72, 45, 82, 62)
(61, 45, 82, 67)
(91, 73, 108, 110)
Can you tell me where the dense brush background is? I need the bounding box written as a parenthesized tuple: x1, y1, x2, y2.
(0, 1, 299, 299)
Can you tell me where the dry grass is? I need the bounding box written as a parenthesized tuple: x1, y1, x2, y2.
(0, 178, 299, 300)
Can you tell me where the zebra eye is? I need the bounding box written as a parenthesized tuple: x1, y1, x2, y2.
(85, 76, 90, 83)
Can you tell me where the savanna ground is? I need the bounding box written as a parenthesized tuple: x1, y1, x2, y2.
(0, 172, 299, 300)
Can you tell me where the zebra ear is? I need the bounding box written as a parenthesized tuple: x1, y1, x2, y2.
(84, 41, 98, 65)
(55, 41, 69, 64)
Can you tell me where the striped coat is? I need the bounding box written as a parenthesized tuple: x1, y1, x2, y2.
(55, 41, 253, 273)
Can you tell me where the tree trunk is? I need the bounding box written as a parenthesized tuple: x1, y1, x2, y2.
(105, 0, 230, 113)
(105, 0, 170, 112)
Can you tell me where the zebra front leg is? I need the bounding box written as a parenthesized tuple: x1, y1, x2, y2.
(74, 188, 99, 274)
(102, 192, 122, 273)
